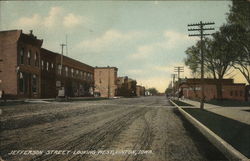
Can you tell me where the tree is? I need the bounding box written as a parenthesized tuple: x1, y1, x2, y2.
(147, 88, 159, 96)
(185, 27, 236, 100)
(227, 0, 250, 84)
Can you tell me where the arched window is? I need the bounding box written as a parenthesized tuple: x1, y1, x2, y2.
(20, 48, 24, 64)
(46, 62, 49, 71)
(65, 66, 68, 76)
(41, 60, 44, 70)
(34, 52, 39, 67)
(27, 50, 31, 65)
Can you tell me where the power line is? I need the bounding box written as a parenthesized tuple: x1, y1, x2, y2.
(187, 21, 215, 110)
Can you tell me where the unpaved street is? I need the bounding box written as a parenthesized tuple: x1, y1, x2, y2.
(0, 96, 226, 161)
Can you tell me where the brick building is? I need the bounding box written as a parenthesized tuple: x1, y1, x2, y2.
(94, 67, 118, 98)
(40, 48, 57, 98)
(0, 30, 43, 98)
(136, 85, 145, 96)
(0, 29, 94, 98)
(117, 76, 137, 97)
(54, 52, 94, 97)
(179, 78, 247, 101)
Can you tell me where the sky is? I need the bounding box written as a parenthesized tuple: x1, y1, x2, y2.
(1, 0, 245, 92)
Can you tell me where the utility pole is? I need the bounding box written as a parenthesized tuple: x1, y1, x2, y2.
(174, 66, 184, 80)
(188, 21, 214, 109)
(171, 74, 177, 98)
(174, 66, 184, 100)
(60, 44, 66, 74)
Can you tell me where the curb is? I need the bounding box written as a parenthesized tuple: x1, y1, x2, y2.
(169, 99, 249, 161)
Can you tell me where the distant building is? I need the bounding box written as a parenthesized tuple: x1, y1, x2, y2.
(117, 76, 137, 97)
(136, 85, 145, 96)
(179, 78, 246, 101)
(0, 29, 94, 98)
(0, 30, 43, 98)
(94, 67, 118, 98)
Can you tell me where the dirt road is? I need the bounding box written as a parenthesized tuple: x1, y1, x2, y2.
(0, 96, 226, 161)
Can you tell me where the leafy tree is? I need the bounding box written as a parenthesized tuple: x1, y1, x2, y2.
(185, 26, 236, 100)
(147, 88, 159, 95)
(227, 0, 250, 84)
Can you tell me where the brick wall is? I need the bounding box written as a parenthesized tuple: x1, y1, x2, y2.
(94, 67, 118, 98)
(0, 30, 20, 97)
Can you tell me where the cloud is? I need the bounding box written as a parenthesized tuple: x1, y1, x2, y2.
(76, 30, 144, 53)
(44, 7, 63, 27)
(13, 6, 85, 29)
(63, 13, 84, 28)
(127, 69, 144, 75)
(15, 14, 42, 27)
(129, 30, 196, 59)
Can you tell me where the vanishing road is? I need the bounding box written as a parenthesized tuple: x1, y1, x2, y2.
(0, 96, 226, 161)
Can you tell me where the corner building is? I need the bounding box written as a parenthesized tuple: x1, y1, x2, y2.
(0, 30, 42, 98)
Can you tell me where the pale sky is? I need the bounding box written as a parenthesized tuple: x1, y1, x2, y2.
(1, 0, 245, 92)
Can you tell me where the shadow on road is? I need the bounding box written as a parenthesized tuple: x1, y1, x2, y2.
(174, 109, 228, 161)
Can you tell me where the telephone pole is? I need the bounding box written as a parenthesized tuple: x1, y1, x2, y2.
(171, 74, 177, 98)
(60, 44, 66, 73)
(188, 21, 214, 109)
(174, 66, 184, 80)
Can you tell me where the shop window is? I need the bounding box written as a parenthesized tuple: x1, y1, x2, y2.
(19, 72, 25, 93)
(32, 74, 37, 93)
(27, 50, 31, 65)
(20, 48, 24, 64)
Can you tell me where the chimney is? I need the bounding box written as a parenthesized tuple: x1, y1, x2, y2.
(29, 30, 33, 35)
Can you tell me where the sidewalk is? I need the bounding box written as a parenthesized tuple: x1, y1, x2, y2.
(180, 99, 250, 125)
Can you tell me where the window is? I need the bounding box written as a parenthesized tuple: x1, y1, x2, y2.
(230, 91, 233, 96)
(19, 72, 25, 93)
(27, 50, 31, 65)
(46, 62, 49, 71)
(20, 48, 24, 64)
(65, 66, 68, 76)
(51, 63, 54, 69)
(71, 68, 74, 77)
(34, 52, 38, 67)
(80, 71, 83, 79)
(84, 72, 87, 80)
(76, 70, 79, 76)
(87, 73, 90, 80)
(32, 74, 37, 93)
(58, 64, 62, 75)
(41, 60, 44, 70)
